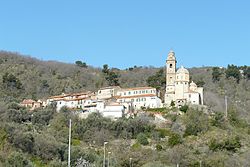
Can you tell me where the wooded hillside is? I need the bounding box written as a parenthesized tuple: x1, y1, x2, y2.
(0, 51, 249, 166)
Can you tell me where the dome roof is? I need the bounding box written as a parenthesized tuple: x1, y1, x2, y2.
(190, 81, 197, 87)
(167, 50, 176, 60)
(177, 66, 189, 74)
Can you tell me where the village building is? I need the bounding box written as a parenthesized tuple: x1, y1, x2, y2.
(96, 86, 121, 100)
(115, 87, 163, 111)
(164, 50, 204, 107)
(20, 99, 42, 111)
(46, 92, 92, 111)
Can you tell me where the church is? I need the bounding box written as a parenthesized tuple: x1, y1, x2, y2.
(164, 50, 204, 107)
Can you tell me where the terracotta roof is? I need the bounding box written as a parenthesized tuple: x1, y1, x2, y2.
(49, 91, 91, 99)
(116, 94, 156, 99)
(99, 86, 121, 90)
(21, 99, 36, 104)
(120, 87, 155, 91)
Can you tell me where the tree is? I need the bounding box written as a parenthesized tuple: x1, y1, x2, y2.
(102, 64, 109, 74)
(75, 60, 87, 68)
(136, 133, 149, 145)
(105, 71, 120, 86)
(196, 79, 205, 87)
(179, 105, 188, 113)
(5, 151, 33, 167)
(184, 109, 209, 136)
(212, 67, 222, 82)
(146, 68, 165, 90)
(102, 64, 120, 86)
(2, 72, 23, 89)
(225, 64, 240, 83)
(243, 66, 250, 80)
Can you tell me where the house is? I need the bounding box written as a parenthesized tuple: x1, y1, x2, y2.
(115, 87, 163, 111)
(47, 92, 93, 111)
(96, 86, 121, 100)
(20, 99, 42, 111)
(100, 103, 125, 118)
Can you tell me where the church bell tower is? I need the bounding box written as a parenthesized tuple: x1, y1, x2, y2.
(166, 50, 176, 93)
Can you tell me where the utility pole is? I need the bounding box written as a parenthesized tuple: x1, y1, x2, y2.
(225, 95, 228, 119)
(129, 158, 132, 167)
(103, 142, 108, 167)
(108, 152, 111, 167)
(68, 119, 72, 167)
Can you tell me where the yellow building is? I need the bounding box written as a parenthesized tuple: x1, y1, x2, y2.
(164, 50, 204, 107)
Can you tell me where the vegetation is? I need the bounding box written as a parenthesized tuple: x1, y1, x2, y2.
(0, 51, 249, 166)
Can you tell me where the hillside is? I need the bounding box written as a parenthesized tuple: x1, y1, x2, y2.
(0, 51, 249, 166)
(0, 51, 249, 121)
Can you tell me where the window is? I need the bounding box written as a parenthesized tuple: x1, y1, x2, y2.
(170, 64, 173, 68)
(128, 91, 131, 95)
(124, 92, 126, 95)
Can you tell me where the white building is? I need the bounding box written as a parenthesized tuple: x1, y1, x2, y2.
(164, 50, 204, 107)
(101, 103, 125, 118)
(46, 92, 93, 111)
(96, 86, 121, 100)
(116, 87, 162, 111)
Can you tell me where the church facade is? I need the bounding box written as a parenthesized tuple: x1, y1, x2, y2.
(164, 50, 204, 107)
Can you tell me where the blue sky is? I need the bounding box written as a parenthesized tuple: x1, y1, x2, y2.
(0, 0, 249, 69)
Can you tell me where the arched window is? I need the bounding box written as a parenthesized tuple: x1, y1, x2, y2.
(170, 64, 173, 68)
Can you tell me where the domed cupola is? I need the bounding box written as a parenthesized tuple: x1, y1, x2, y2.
(176, 66, 190, 82)
(190, 81, 197, 91)
(176, 66, 189, 74)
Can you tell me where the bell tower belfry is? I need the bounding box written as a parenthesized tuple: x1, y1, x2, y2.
(166, 50, 176, 93)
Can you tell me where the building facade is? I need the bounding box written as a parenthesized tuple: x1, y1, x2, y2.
(116, 87, 162, 111)
(164, 50, 204, 107)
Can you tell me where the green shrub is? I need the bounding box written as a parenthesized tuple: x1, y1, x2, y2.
(136, 133, 149, 145)
(209, 136, 241, 152)
(168, 133, 182, 147)
(179, 105, 188, 113)
(156, 144, 163, 151)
